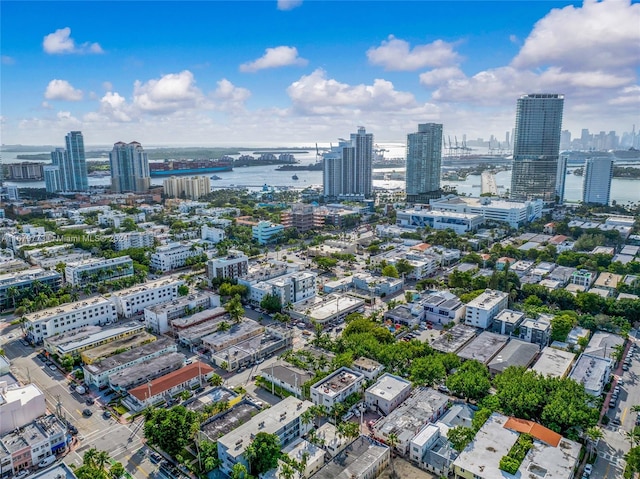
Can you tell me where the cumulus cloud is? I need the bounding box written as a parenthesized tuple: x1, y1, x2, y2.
(513, 0, 640, 71)
(287, 68, 419, 115)
(419, 67, 465, 87)
(133, 70, 206, 114)
(43, 27, 104, 54)
(367, 35, 460, 71)
(277, 0, 302, 10)
(212, 79, 251, 111)
(240, 46, 308, 72)
(44, 79, 83, 101)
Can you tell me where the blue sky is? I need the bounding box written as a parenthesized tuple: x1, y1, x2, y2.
(1, 0, 638, 146)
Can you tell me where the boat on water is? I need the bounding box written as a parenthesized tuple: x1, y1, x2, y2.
(210, 175, 222, 180)
(149, 159, 233, 177)
(292, 174, 299, 180)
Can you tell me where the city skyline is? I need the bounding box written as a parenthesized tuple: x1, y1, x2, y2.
(1, 0, 638, 146)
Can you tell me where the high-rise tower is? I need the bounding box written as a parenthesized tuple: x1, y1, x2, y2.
(64, 131, 88, 191)
(510, 94, 564, 204)
(406, 123, 443, 203)
(322, 127, 373, 200)
(109, 141, 151, 193)
(582, 157, 613, 205)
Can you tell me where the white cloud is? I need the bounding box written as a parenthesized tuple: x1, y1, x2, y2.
(419, 67, 465, 87)
(367, 35, 460, 71)
(240, 46, 308, 72)
(103, 81, 113, 91)
(43, 27, 104, 55)
(212, 79, 251, 111)
(513, 0, 640, 71)
(277, 0, 302, 11)
(132, 70, 206, 114)
(44, 79, 83, 101)
(97, 92, 133, 122)
(287, 68, 423, 115)
(1, 55, 15, 65)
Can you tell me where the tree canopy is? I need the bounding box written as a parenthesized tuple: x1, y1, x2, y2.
(245, 432, 281, 475)
(144, 406, 199, 457)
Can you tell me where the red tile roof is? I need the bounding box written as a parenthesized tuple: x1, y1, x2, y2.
(129, 361, 213, 401)
(503, 417, 562, 447)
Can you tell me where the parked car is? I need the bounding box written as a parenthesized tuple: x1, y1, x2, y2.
(86, 398, 95, 405)
(103, 410, 112, 419)
(38, 455, 56, 468)
(584, 464, 593, 476)
(612, 417, 621, 426)
(82, 409, 93, 417)
(150, 453, 162, 464)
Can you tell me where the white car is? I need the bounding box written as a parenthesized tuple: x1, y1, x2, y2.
(584, 464, 593, 476)
(38, 455, 56, 468)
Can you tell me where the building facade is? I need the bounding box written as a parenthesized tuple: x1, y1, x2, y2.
(0, 268, 62, 310)
(163, 176, 211, 200)
(464, 289, 509, 329)
(151, 243, 202, 272)
(252, 221, 285, 245)
(406, 123, 443, 202)
(510, 94, 564, 204)
(322, 127, 373, 199)
(109, 277, 184, 318)
(582, 157, 614, 205)
(109, 141, 151, 193)
(64, 256, 134, 287)
(206, 251, 249, 280)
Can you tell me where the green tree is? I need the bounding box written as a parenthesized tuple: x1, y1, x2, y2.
(178, 284, 189, 296)
(381, 264, 399, 279)
(550, 313, 576, 342)
(245, 432, 281, 475)
(230, 463, 250, 479)
(409, 355, 446, 387)
(446, 360, 491, 401)
(447, 425, 475, 452)
(395, 258, 414, 277)
(224, 294, 245, 324)
(260, 293, 282, 313)
(144, 406, 199, 457)
(108, 462, 126, 479)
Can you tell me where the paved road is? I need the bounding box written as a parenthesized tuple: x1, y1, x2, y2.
(595, 338, 639, 478)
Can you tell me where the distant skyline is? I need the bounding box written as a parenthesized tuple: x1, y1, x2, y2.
(1, 1, 638, 146)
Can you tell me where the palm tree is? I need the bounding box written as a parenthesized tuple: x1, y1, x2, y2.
(209, 373, 223, 387)
(7, 286, 19, 309)
(95, 450, 110, 471)
(627, 426, 640, 447)
(584, 426, 603, 458)
(280, 462, 296, 479)
(301, 410, 314, 429)
(82, 448, 98, 469)
(230, 463, 249, 479)
(387, 433, 399, 474)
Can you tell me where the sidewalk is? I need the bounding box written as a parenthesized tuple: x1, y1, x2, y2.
(599, 338, 633, 424)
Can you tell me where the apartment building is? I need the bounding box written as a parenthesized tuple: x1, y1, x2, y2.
(144, 291, 219, 334)
(248, 271, 317, 306)
(110, 277, 184, 318)
(0, 383, 46, 435)
(365, 373, 412, 416)
(24, 297, 117, 344)
(252, 221, 285, 245)
(151, 242, 202, 272)
(112, 232, 155, 251)
(464, 290, 509, 329)
(0, 268, 62, 310)
(65, 256, 134, 287)
(310, 367, 365, 409)
(206, 251, 249, 280)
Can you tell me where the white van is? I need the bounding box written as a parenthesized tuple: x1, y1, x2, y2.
(38, 455, 56, 468)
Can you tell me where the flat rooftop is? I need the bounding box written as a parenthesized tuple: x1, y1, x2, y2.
(172, 307, 227, 329)
(494, 309, 525, 325)
(488, 339, 540, 374)
(84, 337, 176, 375)
(25, 296, 111, 322)
(81, 332, 156, 363)
(201, 320, 263, 351)
(185, 387, 238, 414)
(145, 292, 215, 314)
(568, 353, 613, 393)
(51, 322, 144, 354)
(531, 347, 576, 378)
(299, 295, 364, 322)
(431, 324, 478, 353)
(466, 289, 508, 309)
(108, 352, 185, 390)
(311, 368, 364, 398)
(457, 331, 509, 364)
(585, 331, 625, 359)
(260, 364, 312, 388)
(217, 396, 313, 457)
(310, 436, 389, 479)
(366, 373, 411, 399)
(111, 276, 182, 297)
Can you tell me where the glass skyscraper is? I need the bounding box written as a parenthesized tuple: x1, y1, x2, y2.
(406, 123, 443, 203)
(582, 157, 613, 205)
(47, 131, 88, 192)
(109, 141, 151, 193)
(510, 94, 564, 204)
(322, 127, 373, 199)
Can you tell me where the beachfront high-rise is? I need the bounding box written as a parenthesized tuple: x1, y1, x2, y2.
(109, 141, 151, 193)
(406, 123, 443, 203)
(322, 127, 373, 200)
(582, 157, 614, 205)
(510, 94, 564, 204)
(46, 131, 88, 192)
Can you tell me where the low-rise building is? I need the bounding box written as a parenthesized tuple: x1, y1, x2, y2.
(0, 268, 62, 310)
(593, 272, 624, 295)
(531, 347, 576, 378)
(421, 291, 466, 325)
(65, 256, 134, 287)
(264, 438, 325, 479)
(487, 339, 540, 376)
(429, 195, 543, 228)
(352, 272, 404, 297)
(0, 383, 46, 435)
(431, 324, 478, 354)
(570, 270, 595, 289)
(81, 331, 156, 364)
(44, 321, 144, 357)
(259, 365, 312, 398)
(211, 326, 293, 372)
(83, 337, 177, 388)
(310, 367, 365, 409)
(112, 231, 155, 251)
(491, 309, 525, 336)
(457, 331, 509, 364)
(252, 221, 285, 245)
(247, 271, 317, 306)
(311, 436, 390, 479)
(144, 292, 219, 334)
(365, 373, 412, 416)
(206, 251, 249, 280)
(352, 357, 384, 381)
(464, 289, 508, 329)
(290, 294, 365, 326)
(110, 277, 184, 318)
(151, 242, 202, 272)
(372, 387, 449, 455)
(518, 317, 551, 346)
(396, 207, 484, 234)
(584, 331, 625, 360)
(200, 225, 225, 243)
(216, 396, 313, 476)
(25, 297, 117, 344)
(109, 352, 185, 391)
(452, 413, 580, 479)
(125, 361, 214, 410)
